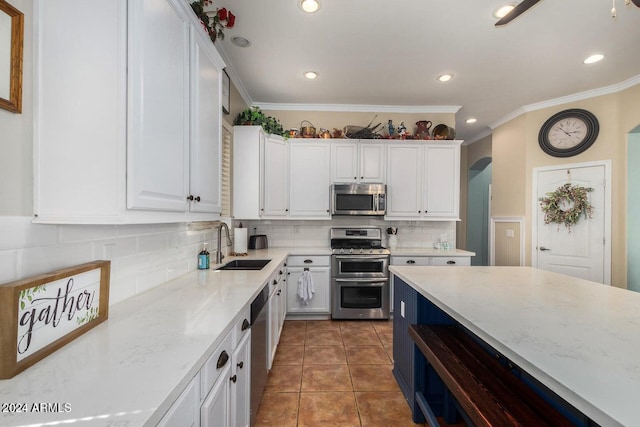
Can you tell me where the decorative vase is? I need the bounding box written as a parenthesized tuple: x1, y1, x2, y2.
(388, 235, 398, 250)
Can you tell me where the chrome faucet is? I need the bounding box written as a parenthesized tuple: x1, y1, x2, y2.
(215, 222, 232, 264)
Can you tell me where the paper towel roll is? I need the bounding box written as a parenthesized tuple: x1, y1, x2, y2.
(234, 228, 248, 254)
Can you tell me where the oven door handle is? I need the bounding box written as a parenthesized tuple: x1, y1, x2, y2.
(333, 255, 390, 261)
(334, 278, 388, 284)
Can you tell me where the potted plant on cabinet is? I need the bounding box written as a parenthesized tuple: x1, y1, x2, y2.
(233, 107, 286, 137)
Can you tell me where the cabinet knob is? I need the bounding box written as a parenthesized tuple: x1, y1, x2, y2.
(418, 210, 421, 213)
(277, 290, 281, 296)
(230, 374, 237, 383)
(237, 361, 244, 369)
(360, 176, 363, 179)
(353, 176, 357, 180)
(287, 272, 291, 275)
(187, 195, 194, 201)
(195, 196, 201, 202)
(285, 209, 289, 212)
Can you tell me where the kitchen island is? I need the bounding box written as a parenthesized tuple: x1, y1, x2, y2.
(389, 265, 640, 427)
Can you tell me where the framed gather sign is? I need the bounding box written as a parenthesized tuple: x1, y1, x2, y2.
(0, 261, 110, 379)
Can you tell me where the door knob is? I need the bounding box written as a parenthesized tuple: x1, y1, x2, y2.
(539, 246, 551, 251)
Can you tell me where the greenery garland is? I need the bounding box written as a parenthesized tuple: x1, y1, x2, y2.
(539, 183, 594, 231)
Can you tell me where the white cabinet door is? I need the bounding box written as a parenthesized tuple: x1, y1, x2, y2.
(331, 142, 358, 183)
(289, 142, 331, 218)
(127, 0, 191, 212)
(33, 0, 126, 222)
(233, 126, 264, 219)
(188, 25, 222, 214)
(286, 267, 331, 314)
(359, 142, 385, 183)
(422, 145, 460, 219)
(385, 144, 423, 218)
(201, 364, 230, 427)
(230, 332, 251, 427)
(158, 373, 201, 427)
(262, 137, 289, 217)
(267, 286, 279, 369)
(331, 141, 385, 184)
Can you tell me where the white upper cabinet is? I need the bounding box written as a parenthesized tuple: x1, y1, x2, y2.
(127, 0, 191, 212)
(386, 141, 461, 220)
(33, 0, 224, 224)
(289, 142, 331, 218)
(262, 136, 289, 217)
(232, 126, 264, 220)
(188, 25, 223, 214)
(331, 141, 385, 183)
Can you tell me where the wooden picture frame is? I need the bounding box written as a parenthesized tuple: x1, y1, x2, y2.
(0, 261, 110, 379)
(222, 69, 230, 115)
(0, 0, 23, 113)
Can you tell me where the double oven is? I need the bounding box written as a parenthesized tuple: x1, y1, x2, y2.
(330, 228, 390, 320)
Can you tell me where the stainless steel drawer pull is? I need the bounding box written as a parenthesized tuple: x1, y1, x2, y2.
(241, 319, 250, 331)
(304, 259, 313, 264)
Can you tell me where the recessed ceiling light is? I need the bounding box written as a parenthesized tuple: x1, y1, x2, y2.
(583, 54, 604, 64)
(466, 118, 478, 124)
(437, 74, 454, 82)
(299, 0, 321, 13)
(304, 71, 319, 79)
(231, 36, 251, 48)
(494, 5, 515, 18)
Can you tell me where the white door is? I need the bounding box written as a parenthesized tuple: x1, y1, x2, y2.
(385, 144, 422, 218)
(359, 143, 386, 183)
(533, 162, 609, 284)
(262, 137, 289, 217)
(422, 144, 460, 219)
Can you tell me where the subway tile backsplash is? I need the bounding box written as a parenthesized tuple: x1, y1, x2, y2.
(1, 216, 455, 306)
(0, 217, 224, 306)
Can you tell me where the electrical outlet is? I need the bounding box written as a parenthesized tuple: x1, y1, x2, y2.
(506, 229, 515, 238)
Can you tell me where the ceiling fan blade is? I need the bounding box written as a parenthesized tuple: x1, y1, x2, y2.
(495, 0, 542, 26)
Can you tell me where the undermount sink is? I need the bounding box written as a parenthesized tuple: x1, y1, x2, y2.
(216, 259, 271, 271)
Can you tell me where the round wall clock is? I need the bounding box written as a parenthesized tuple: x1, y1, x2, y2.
(538, 109, 599, 157)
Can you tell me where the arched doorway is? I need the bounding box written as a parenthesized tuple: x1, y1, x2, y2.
(628, 125, 640, 291)
(467, 157, 492, 266)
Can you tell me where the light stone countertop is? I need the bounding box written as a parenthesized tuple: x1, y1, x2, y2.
(0, 248, 301, 427)
(389, 265, 640, 427)
(389, 248, 475, 257)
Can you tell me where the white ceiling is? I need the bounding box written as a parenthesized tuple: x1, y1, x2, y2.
(212, 0, 640, 141)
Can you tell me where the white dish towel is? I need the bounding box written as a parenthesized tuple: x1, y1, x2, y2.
(297, 270, 315, 306)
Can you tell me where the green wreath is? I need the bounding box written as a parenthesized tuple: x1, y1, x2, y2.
(539, 183, 594, 230)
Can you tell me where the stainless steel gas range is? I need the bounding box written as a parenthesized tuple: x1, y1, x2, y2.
(330, 227, 390, 320)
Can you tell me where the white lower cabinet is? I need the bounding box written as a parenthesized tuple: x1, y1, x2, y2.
(267, 263, 287, 369)
(162, 308, 251, 427)
(230, 332, 251, 427)
(158, 373, 201, 427)
(201, 364, 230, 427)
(286, 256, 331, 314)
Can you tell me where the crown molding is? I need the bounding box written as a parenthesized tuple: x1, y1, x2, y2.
(253, 103, 461, 114)
(490, 74, 640, 130)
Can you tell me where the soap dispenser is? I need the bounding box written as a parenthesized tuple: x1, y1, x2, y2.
(198, 243, 210, 270)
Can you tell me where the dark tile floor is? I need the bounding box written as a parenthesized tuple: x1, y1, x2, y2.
(255, 319, 465, 427)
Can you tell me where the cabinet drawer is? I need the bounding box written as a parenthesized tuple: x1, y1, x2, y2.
(431, 257, 470, 266)
(391, 256, 431, 266)
(287, 255, 330, 267)
(201, 332, 233, 399)
(232, 306, 251, 348)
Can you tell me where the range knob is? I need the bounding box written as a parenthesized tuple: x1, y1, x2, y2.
(349, 248, 354, 254)
(360, 248, 364, 254)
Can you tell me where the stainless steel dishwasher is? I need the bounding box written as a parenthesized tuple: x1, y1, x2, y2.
(250, 283, 269, 427)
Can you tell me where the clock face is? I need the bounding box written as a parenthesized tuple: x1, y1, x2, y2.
(538, 109, 599, 157)
(546, 117, 588, 150)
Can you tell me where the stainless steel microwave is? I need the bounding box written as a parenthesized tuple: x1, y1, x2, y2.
(331, 184, 386, 216)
